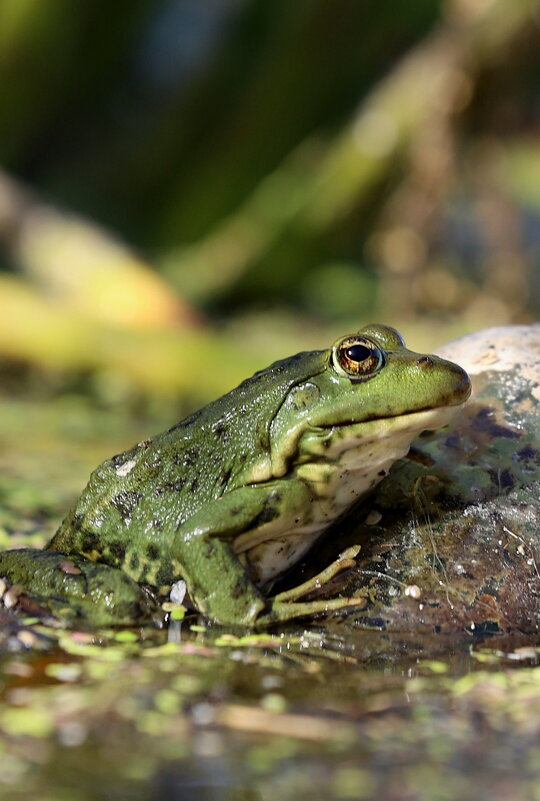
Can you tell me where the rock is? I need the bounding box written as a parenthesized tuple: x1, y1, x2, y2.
(336, 324, 540, 636)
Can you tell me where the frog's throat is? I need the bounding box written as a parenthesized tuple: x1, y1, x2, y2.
(235, 402, 465, 585)
(244, 402, 465, 485)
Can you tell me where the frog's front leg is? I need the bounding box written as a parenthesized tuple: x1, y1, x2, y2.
(176, 480, 362, 627)
(175, 480, 317, 626)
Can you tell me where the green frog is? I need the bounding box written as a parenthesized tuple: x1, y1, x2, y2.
(0, 325, 471, 627)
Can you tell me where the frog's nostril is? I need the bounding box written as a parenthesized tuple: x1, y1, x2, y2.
(416, 356, 433, 368)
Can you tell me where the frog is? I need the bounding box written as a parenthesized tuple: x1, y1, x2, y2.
(0, 324, 471, 627)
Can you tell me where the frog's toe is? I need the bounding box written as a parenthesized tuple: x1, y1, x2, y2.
(257, 595, 367, 627)
(272, 544, 362, 604)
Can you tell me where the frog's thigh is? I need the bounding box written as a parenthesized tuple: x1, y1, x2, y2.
(175, 480, 311, 626)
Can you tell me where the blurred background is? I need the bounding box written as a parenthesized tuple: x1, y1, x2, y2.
(1, 0, 540, 412)
(2, 5, 540, 797)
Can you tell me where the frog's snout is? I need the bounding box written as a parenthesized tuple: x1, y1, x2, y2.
(415, 355, 471, 406)
(446, 362, 471, 403)
(415, 354, 472, 405)
(453, 365, 472, 403)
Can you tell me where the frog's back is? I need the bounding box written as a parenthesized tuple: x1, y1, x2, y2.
(49, 350, 324, 586)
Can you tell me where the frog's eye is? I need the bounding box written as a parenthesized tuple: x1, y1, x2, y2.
(331, 336, 384, 379)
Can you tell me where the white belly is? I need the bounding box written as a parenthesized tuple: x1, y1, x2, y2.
(234, 405, 461, 585)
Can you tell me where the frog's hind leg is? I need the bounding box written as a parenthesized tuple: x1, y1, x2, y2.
(0, 549, 163, 626)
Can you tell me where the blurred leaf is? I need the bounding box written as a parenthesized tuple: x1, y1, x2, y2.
(0, 170, 197, 330)
(0, 274, 258, 400)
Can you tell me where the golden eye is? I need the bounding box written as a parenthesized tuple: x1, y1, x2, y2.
(331, 336, 384, 379)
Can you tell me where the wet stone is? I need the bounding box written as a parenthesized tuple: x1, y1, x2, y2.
(312, 325, 540, 637)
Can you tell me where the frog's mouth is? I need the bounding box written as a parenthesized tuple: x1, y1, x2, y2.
(325, 400, 467, 441)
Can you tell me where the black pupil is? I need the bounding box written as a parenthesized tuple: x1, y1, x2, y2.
(346, 344, 372, 362)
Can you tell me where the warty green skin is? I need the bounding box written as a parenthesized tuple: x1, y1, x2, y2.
(1, 325, 471, 627)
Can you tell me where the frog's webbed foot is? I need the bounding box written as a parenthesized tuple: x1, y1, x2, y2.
(257, 545, 366, 626)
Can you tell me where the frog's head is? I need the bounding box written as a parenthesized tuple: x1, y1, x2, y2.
(268, 324, 471, 477)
